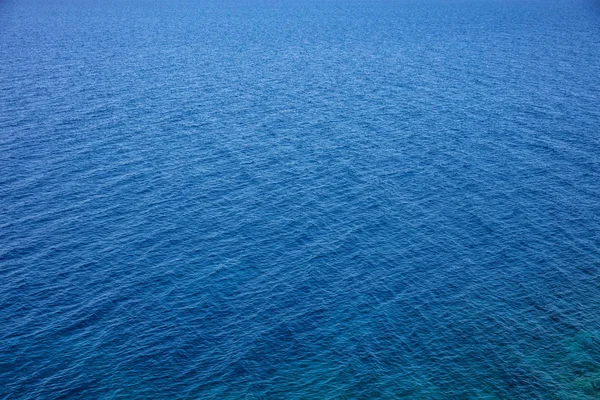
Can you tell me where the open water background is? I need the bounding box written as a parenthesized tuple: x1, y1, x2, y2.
(1, 0, 600, 398)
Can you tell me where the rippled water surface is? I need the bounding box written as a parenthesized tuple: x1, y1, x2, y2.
(1, 0, 600, 398)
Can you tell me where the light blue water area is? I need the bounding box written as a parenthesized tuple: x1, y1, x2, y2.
(1, 0, 600, 398)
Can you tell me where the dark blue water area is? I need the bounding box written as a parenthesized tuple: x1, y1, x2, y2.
(1, 0, 600, 398)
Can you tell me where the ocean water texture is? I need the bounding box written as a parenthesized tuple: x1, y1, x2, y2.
(1, 0, 600, 398)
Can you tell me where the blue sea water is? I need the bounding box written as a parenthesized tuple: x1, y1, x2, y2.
(1, 0, 600, 398)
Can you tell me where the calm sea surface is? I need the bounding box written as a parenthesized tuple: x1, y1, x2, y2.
(1, 0, 600, 398)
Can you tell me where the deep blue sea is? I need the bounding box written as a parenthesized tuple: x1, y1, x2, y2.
(1, 0, 600, 398)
